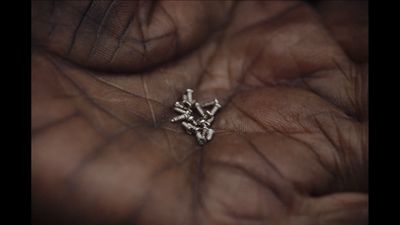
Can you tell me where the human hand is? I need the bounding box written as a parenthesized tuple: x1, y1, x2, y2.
(32, 1, 368, 225)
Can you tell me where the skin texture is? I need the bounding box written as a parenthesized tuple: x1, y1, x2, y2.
(31, 1, 368, 225)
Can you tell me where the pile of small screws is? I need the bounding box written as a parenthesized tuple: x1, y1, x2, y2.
(170, 89, 221, 145)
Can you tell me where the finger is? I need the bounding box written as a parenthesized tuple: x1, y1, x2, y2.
(195, 1, 368, 122)
(316, 1, 368, 63)
(32, 1, 235, 72)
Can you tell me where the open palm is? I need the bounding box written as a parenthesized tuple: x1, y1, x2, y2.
(32, 1, 368, 225)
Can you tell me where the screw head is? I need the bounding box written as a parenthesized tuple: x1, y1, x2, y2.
(195, 131, 206, 145)
(198, 119, 211, 127)
(205, 128, 215, 141)
(175, 101, 186, 109)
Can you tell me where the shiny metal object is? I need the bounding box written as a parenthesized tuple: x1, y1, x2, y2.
(174, 107, 189, 114)
(170, 89, 221, 145)
(206, 116, 214, 124)
(201, 99, 218, 108)
(170, 113, 189, 122)
(207, 101, 221, 116)
(196, 130, 206, 145)
(205, 128, 215, 141)
(194, 102, 206, 117)
(175, 101, 186, 109)
(186, 89, 194, 103)
(182, 121, 198, 134)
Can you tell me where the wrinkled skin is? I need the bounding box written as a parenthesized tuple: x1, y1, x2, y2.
(31, 1, 368, 225)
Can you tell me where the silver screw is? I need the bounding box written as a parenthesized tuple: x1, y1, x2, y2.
(182, 94, 188, 102)
(171, 113, 189, 122)
(205, 128, 215, 141)
(175, 101, 186, 109)
(186, 89, 194, 103)
(171, 89, 220, 145)
(174, 107, 190, 114)
(201, 127, 208, 137)
(198, 119, 211, 127)
(207, 101, 222, 116)
(184, 100, 194, 108)
(182, 121, 198, 134)
(202, 99, 218, 108)
(206, 116, 214, 124)
(187, 115, 198, 126)
(195, 130, 206, 145)
(182, 93, 194, 107)
(194, 102, 206, 117)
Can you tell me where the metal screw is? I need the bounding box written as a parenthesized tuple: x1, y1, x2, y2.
(201, 127, 208, 137)
(206, 116, 214, 124)
(194, 102, 206, 117)
(195, 130, 206, 145)
(205, 128, 215, 141)
(182, 121, 198, 134)
(198, 119, 211, 127)
(175, 101, 186, 109)
(186, 89, 194, 103)
(207, 101, 222, 116)
(171, 89, 220, 145)
(171, 113, 189, 122)
(202, 99, 218, 108)
(187, 115, 198, 126)
(182, 98, 194, 108)
(182, 94, 188, 102)
(174, 107, 190, 114)
(183, 101, 191, 108)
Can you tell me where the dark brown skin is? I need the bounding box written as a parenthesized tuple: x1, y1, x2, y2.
(31, 1, 368, 225)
